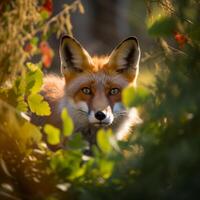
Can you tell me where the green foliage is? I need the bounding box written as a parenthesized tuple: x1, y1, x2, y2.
(61, 108, 74, 136)
(97, 129, 113, 154)
(122, 86, 149, 108)
(0, 101, 42, 152)
(30, 37, 39, 46)
(44, 108, 75, 146)
(68, 133, 87, 150)
(148, 16, 176, 36)
(26, 62, 43, 94)
(40, 10, 51, 21)
(0, 0, 84, 85)
(3, 62, 51, 116)
(16, 96, 28, 112)
(44, 124, 61, 145)
(20, 121, 42, 148)
(28, 93, 51, 116)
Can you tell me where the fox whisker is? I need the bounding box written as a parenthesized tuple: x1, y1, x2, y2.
(77, 109, 88, 114)
(114, 112, 128, 117)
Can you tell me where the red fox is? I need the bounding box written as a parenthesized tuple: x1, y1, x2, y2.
(32, 35, 141, 146)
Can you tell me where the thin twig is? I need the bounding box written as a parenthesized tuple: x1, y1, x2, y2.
(22, 0, 81, 43)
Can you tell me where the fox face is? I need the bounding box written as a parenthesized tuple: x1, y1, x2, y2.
(59, 35, 140, 130)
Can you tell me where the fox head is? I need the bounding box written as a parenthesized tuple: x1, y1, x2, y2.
(59, 35, 140, 129)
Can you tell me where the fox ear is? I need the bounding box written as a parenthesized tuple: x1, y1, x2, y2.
(108, 37, 140, 82)
(59, 35, 92, 74)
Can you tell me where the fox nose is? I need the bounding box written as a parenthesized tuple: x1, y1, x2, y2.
(95, 111, 106, 121)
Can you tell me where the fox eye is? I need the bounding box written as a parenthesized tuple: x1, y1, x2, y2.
(109, 88, 120, 95)
(81, 87, 92, 95)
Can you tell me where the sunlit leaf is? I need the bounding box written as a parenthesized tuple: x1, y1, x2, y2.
(21, 122, 42, 146)
(122, 86, 135, 108)
(68, 133, 87, 150)
(97, 129, 113, 154)
(30, 37, 39, 46)
(28, 93, 51, 116)
(122, 86, 149, 108)
(26, 62, 39, 72)
(50, 151, 66, 171)
(17, 96, 28, 112)
(26, 63, 43, 94)
(61, 108, 73, 136)
(99, 159, 114, 179)
(40, 10, 50, 20)
(14, 77, 26, 95)
(44, 124, 60, 145)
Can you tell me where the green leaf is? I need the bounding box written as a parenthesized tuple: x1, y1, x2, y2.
(30, 37, 39, 46)
(21, 122, 42, 146)
(26, 70, 43, 94)
(68, 133, 87, 150)
(26, 63, 43, 94)
(26, 62, 39, 72)
(17, 96, 28, 112)
(99, 159, 114, 179)
(40, 10, 50, 20)
(61, 108, 74, 136)
(14, 77, 26, 95)
(148, 17, 176, 37)
(122, 86, 135, 108)
(97, 129, 113, 154)
(44, 124, 60, 145)
(122, 86, 149, 108)
(28, 93, 51, 116)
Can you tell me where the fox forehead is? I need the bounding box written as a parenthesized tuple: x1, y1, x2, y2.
(65, 72, 128, 95)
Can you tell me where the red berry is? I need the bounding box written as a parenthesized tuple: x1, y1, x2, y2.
(40, 41, 53, 68)
(42, 0, 53, 14)
(174, 32, 187, 48)
(24, 43, 33, 52)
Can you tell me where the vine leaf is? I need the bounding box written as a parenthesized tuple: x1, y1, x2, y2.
(28, 93, 51, 116)
(97, 129, 113, 154)
(61, 108, 74, 136)
(44, 124, 60, 145)
(122, 86, 149, 108)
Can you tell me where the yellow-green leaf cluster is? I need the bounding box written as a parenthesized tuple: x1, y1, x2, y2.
(122, 86, 149, 108)
(28, 94, 51, 116)
(97, 129, 113, 154)
(44, 124, 61, 145)
(61, 108, 74, 136)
